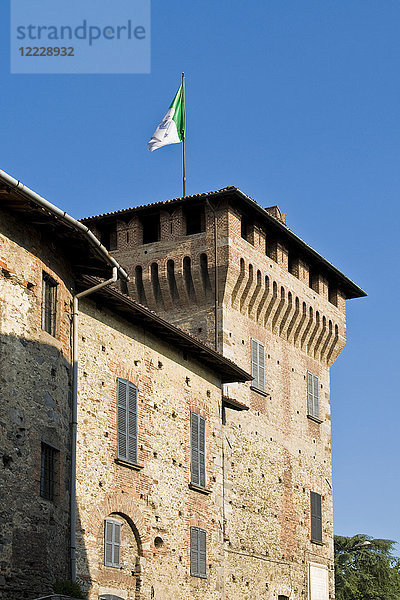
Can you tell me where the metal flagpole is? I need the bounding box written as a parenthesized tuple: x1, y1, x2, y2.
(182, 72, 186, 197)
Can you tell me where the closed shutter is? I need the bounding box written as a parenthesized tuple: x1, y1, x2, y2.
(117, 379, 138, 462)
(191, 413, 206, 487)
(198, 529, 207, 577)
(313, 374, 319, 419)
(307, 372, 319, 419)
(251, 339, 265, 392)
(251, 339, 259, 389)
(190, 527, 207, 578)
(113, 521, 121, 567)
(104, 520, 113, 566)
(190, 526, 199, 576)
(104, 520, 121, 567)
(310, 492, 322, 542)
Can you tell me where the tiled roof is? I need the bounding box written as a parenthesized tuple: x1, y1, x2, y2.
(80, 186, 239, 221)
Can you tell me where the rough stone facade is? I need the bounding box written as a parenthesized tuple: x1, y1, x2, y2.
(83, 188, 365, 600)
(0, 208, 73, 599)
(75, 299, 229, 600)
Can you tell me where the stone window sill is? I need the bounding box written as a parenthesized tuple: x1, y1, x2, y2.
(189, 483, 211, 495)
(250, 386, 268, 397)
(311, 539, 324, 546)
(307, 414, 323, 424)
(115, 458, 144, 471)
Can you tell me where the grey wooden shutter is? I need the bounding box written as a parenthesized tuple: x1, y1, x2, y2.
(307, 372, 314, 415)
(190, 527, 207, 578)
(313, 374, 319, 419)
(191, 413, 206, 487)
(117, 379, 137, 462)
(190, 527, 199, 576)
(198, 529, 207, 577)
(127, 383, 138, 463)
(258, 342, 265, 392)
(251, 339, 265, 391)
(199, 417, 206, 488)
(104, 520, 113, 566)
(113, 521, 121, 567)
(310, 492, 322, 542)
(307, 372, 319, 419)
(251, 339, 259, 389)
(104, 520, 121, 567)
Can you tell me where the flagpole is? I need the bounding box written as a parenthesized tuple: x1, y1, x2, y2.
(182, 72, 186, 197)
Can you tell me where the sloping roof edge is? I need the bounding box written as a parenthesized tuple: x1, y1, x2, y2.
(80, 275, 253, 385)
(0, 169, 129, 281)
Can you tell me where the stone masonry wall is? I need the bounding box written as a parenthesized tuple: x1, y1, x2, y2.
(0, 209, 73, 600)
(76, 299, 229, 600)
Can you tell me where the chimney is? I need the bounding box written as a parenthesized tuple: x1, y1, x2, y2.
(265, 206, 286, 225)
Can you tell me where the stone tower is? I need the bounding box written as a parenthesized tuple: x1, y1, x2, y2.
(82, 187, 365, 599)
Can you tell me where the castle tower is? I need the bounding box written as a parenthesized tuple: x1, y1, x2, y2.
(82, 187, 365, 599)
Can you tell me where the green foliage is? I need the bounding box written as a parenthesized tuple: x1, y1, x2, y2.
(334, 534, 400, 600)
(53, 579, 86, 599)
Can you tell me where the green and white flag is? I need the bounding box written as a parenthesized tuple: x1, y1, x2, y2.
(148, 84, 185, 152)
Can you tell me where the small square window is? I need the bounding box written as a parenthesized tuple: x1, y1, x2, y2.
(41, 273, 57, 336)
(40, 443, 58, 501)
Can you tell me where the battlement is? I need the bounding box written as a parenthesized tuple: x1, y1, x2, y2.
(83, 189, 359, 366)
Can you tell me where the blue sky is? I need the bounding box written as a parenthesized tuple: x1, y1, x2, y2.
(1, 1, 399, 553)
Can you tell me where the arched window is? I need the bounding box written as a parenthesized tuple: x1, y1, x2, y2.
(102, 513, 141, 574)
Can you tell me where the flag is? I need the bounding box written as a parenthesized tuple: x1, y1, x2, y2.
(148, 84, 185, 152)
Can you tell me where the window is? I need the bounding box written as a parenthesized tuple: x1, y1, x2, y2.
(251, 339, 265, 392)
(241, 214, 248, 240)
(40, 443, 57, 501)
(307, 371, 319, 419)
(41, 273, 57, 336)
(190, 527, 207, 578)
(100, 223, 117, 251)
(104, 519, 121, 568)
(142, 214, 160, 244)
(190, 412, 206, 488)
(278, 596, 289, 600)
(185, 205, 205, 235)
(117, 379, 138, 464)
(310, 492, 322, 542)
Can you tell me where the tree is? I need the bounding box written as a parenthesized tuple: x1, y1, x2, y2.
(334, 534, 400, 600)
